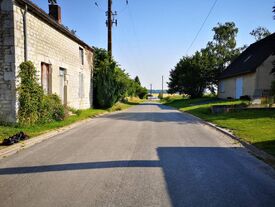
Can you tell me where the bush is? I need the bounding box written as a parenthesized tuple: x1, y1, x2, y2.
(17, 61, 65, 125)
(240, 95, 251, 101)
(17, 61, 44, 125)
(158, 93, 163, 99)
(40, 94, 65, 123)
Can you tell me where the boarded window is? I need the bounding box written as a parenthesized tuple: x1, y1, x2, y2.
(79, 72, 84, 98)
(79, 47, 84, 65)
(41, 63, 51, 94)
(59, 68, 66, 104)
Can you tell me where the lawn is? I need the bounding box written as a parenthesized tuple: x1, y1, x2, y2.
(0, 101, 138, 144)
(163, 97, 275, 156)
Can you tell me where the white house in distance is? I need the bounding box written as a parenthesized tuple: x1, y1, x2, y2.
(0, 0, 94, 123)
(218, 33, 275, 100)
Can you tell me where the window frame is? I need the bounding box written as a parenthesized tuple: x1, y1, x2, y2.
(79, 47, 84, 65)
(219, 81, 225, 93)
(41, 62, 51, 94)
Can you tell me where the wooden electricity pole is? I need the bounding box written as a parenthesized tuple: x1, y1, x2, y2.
(106, 0, 117, 58)
(107, 0, 112, 57)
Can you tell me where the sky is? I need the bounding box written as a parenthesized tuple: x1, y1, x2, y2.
(32, 0, 275, 90)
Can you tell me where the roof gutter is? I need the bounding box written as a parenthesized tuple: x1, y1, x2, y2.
(15, 0, 94, 52)
(23, 4, 28, 61)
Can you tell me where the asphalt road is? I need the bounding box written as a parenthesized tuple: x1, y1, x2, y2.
(0, 103, 275, 207)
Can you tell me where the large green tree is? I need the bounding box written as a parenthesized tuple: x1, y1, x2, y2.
(250, 27, 271, 42)
(93, 48, 147, 108)
(208, 22, 240, 78)
(168, 22, 241, 97)
(168, 53, 208, 98)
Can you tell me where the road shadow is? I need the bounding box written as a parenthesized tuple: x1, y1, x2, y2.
(1, 147, 275, 206)
(253, 140, 275, 157)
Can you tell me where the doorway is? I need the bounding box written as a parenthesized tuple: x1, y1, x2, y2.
(236, 77, 243, 99)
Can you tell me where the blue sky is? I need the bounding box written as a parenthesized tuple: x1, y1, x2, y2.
(32, 0, 274, 89)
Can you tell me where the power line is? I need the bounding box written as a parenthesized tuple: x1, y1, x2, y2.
(185, 0, 218, 55)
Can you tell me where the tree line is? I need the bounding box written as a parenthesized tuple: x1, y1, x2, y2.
(167, 22, 271, 98)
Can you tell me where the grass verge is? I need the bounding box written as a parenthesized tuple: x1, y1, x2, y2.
(163, 97, 275, 157)
(0, 101, 138, 144)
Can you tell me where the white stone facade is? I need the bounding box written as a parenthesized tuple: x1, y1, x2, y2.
(0, 0, 94, 123)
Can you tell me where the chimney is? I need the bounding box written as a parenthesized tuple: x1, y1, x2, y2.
(49, 4, 62, 24)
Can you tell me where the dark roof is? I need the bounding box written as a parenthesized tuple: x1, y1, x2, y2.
(219, 33, 275, 79)
(15, 0, 93, 52)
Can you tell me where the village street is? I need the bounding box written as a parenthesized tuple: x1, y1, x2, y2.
(0, 103, 275, 207)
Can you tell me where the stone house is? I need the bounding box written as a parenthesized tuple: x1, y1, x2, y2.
(0, 0, 94, 123)
(218, 33, 275, 99)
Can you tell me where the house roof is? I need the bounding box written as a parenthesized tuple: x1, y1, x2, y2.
(219, 33, 275, 79)
(15, 0, 94, 52)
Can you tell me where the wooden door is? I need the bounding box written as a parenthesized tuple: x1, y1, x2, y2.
(41, 63, 50, 94)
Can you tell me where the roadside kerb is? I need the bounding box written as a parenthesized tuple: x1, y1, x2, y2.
(174, 107, 275, 168)
(0, 112, 109, 159)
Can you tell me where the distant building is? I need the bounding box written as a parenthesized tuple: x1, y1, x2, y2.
(0, 0, 94, 122)
(218, 33, 275, 99)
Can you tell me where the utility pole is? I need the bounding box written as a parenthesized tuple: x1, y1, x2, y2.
(162, 76, 164, 97)
(106, 0, 117, 58)
(94, 1, 128, 57)
(150, 84, 153, 95)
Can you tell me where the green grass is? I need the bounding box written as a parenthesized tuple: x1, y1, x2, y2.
(0, 102, 136, 144)
(164, 97, 275, 156)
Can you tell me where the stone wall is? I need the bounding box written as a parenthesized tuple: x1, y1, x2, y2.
(0, 0, 17, 123)
(13, 1, 93, 111)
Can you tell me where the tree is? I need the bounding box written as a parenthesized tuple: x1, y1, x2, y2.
(250, 27, 271, 42)
(168, 22, 241, 97)
(134, 76, 141, 85)
(168, 53, 207, 98)
(205, 22, 241, 85)
(93, 47, 147, 108)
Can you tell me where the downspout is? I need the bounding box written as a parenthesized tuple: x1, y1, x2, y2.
(23, 4, 28, 61)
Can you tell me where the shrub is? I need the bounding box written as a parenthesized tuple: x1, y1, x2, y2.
(240, 95, 251, 101)
(40, 94, 65, 123)
(17, 61, 65, 125)
(17, 61, 44, 125)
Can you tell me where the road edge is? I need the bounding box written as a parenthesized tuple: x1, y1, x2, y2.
(0, 110, 122, 160)
(170, 106, 275, 168)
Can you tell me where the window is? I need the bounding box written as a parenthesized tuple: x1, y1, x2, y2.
(41, 63, 51, 94)
(219, 81, 225, 93)
(59, 68, 66, 104)
(79, 47, 84, 65)
(79, 72, 84, 98)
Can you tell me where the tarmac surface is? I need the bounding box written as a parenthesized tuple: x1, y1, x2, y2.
(0, 103, 275, 207)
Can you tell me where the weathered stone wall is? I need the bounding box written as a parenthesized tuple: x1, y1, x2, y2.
(13, 1, 93, 111)
(0, 0, 17, 123)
